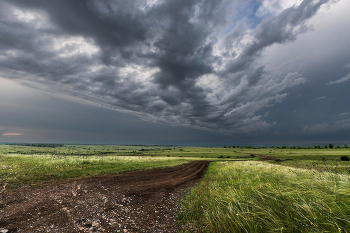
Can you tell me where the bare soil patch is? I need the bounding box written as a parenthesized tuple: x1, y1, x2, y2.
(0, 161, 210, 232)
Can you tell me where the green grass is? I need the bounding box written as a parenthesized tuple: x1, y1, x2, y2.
(0, 144, 256, 159)
(270, 159, 350, 174)
(0, 154, 189, 189)
(2, 144, 350, 232)
(231, 147, 350, 174)
(241, 148, 350, 161)
(179, 161, 350, 233)
(0, 144, 256, 190)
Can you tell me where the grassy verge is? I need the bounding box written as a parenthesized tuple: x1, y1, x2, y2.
(0, 154, 189, 190)
(270, 159, 350, 174)
(179, 161, 350, 233)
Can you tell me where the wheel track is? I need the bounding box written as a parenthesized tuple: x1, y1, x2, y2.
(0, 161, 210, 232)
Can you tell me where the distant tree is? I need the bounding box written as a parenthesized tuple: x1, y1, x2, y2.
(232, 146, 236, 148)
(228, 146, 231, 148)
(237, 146, 240, 148)
(324, 145, 328, 149)
(336, 145, 340, 148)
(271, 146, 274, 148)
(282, 146, 287, 149)
(317, 145, 321, 149)
(344, 143, 348, 148)
(329, 144, 334, 149)
(223, 146, 227, 148)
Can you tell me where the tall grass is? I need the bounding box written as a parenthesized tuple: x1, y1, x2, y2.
(0, 154, 188, 189)
(179, 161, 350, 233)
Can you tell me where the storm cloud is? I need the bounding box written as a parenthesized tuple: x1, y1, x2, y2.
(0, 0, 349, 141)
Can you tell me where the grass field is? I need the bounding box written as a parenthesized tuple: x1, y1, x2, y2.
(180, 161, 350, 232)
(0, 154, 191, 189)
(0, 144, 254, 190)
(1, 143, 350, 232)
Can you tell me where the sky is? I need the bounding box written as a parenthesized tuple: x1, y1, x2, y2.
(0, 0, 349, 146)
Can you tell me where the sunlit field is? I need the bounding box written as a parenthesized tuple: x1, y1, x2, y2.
(0, 144, 252, 190)
(180, 161, 350, 233)
(0, 154, 189, 190)
(242, 147, 350, 174)
(1, 143, 350, 232)
(0, 144, 254, 159)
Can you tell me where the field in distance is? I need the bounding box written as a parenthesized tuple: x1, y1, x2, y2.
(0, 144, 256, 190)
(1, 143, 350, 189)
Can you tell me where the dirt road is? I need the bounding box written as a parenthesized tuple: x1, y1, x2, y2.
(0, 161, 210, 233)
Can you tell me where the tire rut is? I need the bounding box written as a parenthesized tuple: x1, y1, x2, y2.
(0, 161, 210, 232)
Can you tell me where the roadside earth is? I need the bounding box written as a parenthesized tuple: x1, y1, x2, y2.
(0, 161, 210, 233)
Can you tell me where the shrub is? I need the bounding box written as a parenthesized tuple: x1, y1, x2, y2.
(340, 156, 350, 161)
(329, 144, 334, 149)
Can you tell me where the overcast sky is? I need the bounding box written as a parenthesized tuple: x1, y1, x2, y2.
(0, 0, 349, 145)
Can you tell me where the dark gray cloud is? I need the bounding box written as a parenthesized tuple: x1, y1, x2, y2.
(0, 0, 348, 141)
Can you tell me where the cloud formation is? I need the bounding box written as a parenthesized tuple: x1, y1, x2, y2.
(326, 73, 350, 85)
(0, 0, 333, 134)
(302, 119, 350, 134)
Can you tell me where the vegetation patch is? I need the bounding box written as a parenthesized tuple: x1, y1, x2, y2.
(0, 155, 188, 189)
(179, 161, 350, 232)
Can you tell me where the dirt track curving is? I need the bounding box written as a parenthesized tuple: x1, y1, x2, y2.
(0, 161, 211, 233)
